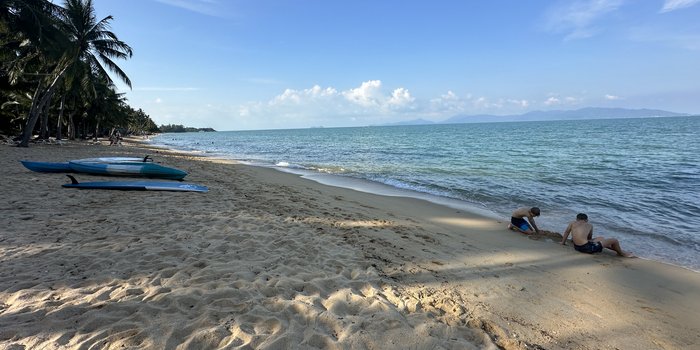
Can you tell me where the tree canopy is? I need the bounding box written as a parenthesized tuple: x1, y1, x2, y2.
(1, 0, 159, 145)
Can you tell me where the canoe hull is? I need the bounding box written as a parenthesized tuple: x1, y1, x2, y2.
(21, 161, 72, 173)
(21, 157, 149, 173)
(68, 161, 187, 180)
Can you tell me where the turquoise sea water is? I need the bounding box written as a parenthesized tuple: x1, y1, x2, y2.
(152, 116, 700, 271)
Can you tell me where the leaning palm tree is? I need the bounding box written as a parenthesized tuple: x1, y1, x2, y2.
(16, 0, 132, 147)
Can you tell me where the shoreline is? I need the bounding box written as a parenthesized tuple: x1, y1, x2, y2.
(2, 139, 699, 349)
(148, 135, 700, 273)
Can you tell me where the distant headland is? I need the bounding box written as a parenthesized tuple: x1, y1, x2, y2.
(159, 124, 216, 133)
(380, 107, 693, 126)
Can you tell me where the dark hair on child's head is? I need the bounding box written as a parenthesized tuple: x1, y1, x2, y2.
(576, 213, 588, 221)
(531, 207, 540, 216)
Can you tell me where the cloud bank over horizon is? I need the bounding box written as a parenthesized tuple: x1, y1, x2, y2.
(218, 80, 628, 130)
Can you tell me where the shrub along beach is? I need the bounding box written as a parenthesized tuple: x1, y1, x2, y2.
(1, 138, 699, 349)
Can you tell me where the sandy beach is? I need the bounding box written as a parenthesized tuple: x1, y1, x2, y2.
(1, 139, 699, 350)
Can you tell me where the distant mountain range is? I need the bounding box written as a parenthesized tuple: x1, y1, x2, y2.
(380, 107, 691, 126)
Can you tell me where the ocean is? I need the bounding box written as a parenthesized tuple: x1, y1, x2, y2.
(151, 116, 700, 271)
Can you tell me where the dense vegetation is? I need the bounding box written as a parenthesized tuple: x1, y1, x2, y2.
(1, 0, 160, 146)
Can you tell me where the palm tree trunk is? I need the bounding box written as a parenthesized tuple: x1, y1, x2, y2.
(17, 84, 45, 147)
(18, 65, 70, 147)
(39, 100, 51, 140)
(94, 119, 100, 142)
(38, 108, 47, 140)
(68, 111, 75, 140)
(56, 94, 65, 140)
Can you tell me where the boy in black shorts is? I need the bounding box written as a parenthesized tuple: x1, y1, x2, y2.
(560, 213, 634, 257)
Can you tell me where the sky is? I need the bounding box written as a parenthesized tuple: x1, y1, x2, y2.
(93, 0, 700, 131)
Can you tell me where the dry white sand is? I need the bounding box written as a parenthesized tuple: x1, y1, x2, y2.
(1, 139, 699, 349)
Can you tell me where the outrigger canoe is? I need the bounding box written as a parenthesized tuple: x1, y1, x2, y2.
(21, 155, 187, 180)
(21, 156, 152, 173)
(68, 160, 187, 180)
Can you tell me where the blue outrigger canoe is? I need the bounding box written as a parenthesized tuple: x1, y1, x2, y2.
(68, 160, 187, 180)
(21, 155, 187, 180)
(21, 156, 152, 173)
(20, 160, 73, 173)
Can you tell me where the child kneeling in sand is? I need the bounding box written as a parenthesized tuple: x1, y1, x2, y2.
(508, 207, 541, 234)
(560, 213, 634, 257)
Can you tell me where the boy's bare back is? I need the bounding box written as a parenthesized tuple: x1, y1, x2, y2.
(512, 207, 532, 218)
(566, 220, 593, 246)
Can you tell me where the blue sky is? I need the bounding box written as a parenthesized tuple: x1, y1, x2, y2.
(95, 0, 700, 131)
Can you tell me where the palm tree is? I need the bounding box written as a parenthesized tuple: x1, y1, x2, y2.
(85, 77, 127, 141)
(15, 0, 132, 147)
(1, 0, 64, 135)
(1, 0, 65, 84)
(128, 107, 158, 136)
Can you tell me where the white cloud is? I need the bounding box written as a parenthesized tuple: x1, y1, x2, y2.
(387, 88, 415, 108)
(508, 99, 530, 108)
(543, 94, 583, 106)
(155, 98, 162, 104)
(429, 91, 467, 115)
(342, 80, 383, 107)
(310, 85, 339, 98)
(605, 94, 621, 100)
(271, 85, 339, 105)
(660, 0, 700, 12)
(543, 0, 624, 40)
(273, 89, 302, 104)
(236, 80, 423, 128)
(564, 96, 582, 104)
(544, 96, 561, 106)
(431, 91, 458, 105)
(473, 97, 503, 109)
(442, 91, 459, 100)
(427, 92, 531, 116)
